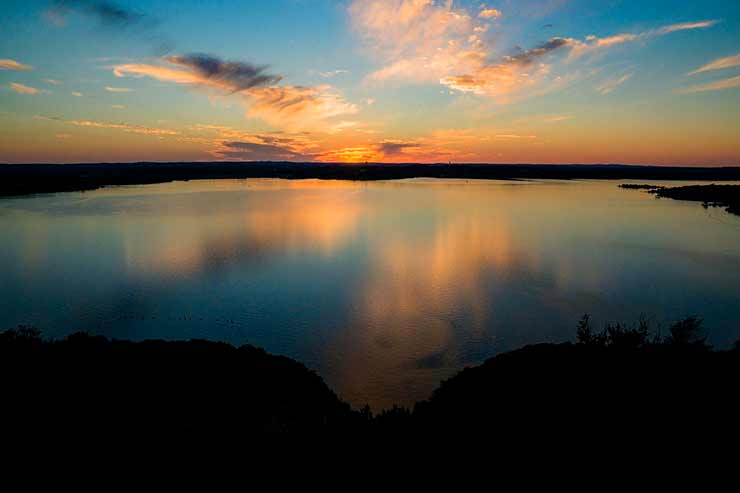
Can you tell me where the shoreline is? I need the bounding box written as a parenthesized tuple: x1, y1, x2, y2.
(2, 162, 740, 198)
(620, 183, 740, 216)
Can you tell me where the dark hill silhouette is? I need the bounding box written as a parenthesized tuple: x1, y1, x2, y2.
(1, 317, 737, 433)
(0, 328, 358, 432)
(409, 316, 738, 433)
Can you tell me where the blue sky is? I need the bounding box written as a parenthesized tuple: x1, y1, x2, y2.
(1, 0, 739, 164)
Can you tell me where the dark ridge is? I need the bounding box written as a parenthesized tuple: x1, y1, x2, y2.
(2, 162, 740, 197)
(2, 317, 738, 433)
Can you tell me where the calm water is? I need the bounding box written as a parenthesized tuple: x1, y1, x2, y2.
(2, 178, 740, 408)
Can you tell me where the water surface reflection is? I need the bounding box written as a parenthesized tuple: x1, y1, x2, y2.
(1, 179, 739, 408)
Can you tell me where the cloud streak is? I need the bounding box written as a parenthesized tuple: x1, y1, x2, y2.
(678, 75, 740, 94)
(46, 0, 147, 28)
(596, 73, 633, 95)
(0, 59, 33, 71)
(215, 140, 312, 161)
(105, 86, 132, 92)
(570, 20, 718, 58)
(39, 115, 179, 135)
(9, 82, 40, 95)
(688, 54, 740, 75)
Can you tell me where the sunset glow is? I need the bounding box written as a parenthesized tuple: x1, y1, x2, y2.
(1, 0, 739, 165)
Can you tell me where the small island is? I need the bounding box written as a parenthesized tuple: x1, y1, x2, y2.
(622, 183, 740, 216)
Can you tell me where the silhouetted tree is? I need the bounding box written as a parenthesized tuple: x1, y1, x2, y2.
(665, 317, 708, 347)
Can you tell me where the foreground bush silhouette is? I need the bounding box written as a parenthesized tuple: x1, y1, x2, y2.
(0, 328, 358, 432)
(412, 316, 737, 432)
(1, 317, 737, 433)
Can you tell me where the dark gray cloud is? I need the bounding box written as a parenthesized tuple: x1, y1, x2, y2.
(507, 37, 572, 65)
(47, 1, 171, 54)
(48, 1, 149, 28)
(377, 141, 421, 155)
(217, 141, 311, 162)
(167, 54, 283, 93)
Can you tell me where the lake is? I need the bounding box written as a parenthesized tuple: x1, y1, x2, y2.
(2, 178, 739, 409)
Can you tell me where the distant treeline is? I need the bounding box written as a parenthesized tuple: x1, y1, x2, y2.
(1, 316, 737, 433)
(621, 183, 740, 216)
(2, 162, 740, 197)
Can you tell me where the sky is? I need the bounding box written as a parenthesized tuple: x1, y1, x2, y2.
(1, 0, 739, 165)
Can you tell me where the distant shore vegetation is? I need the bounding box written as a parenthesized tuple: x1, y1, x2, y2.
(621, 183, 740, 216)
(2, 162, 740, 197)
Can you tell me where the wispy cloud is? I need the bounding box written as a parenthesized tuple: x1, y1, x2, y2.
(678, 75, 740, 94)
(40, 115, 178, 135)
(350, 0, 716, 104)
(114, 54, 358, 128)
(570, 20, 719, 58)
(440, 37, 571, 101)
(350, 0, 486, 83)
(9, 82, 40, 95)
(105, 86, 132, 92)
(596, 72, 633, 95)
(45, 1, 171, 54)
(319, 70, 350, 78)
(543, 115, 573, 123)
(72, 91, 83, 96)
(45, 0, 147, 28)
(655, 21, 719, 35)
(688, 54, 740, 75)
(44, 79, 63, 85)
(495, 134, 537, 139)
(0, 59, 33, 71)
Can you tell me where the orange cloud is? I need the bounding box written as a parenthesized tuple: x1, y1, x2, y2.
(9, 82, 40, 95)
(479, 8, 502, 20)
(0, 59, 33, 71)
(114, 58, 357, 129)
(440, 38, 570, 102)
(315, 146, 381, 163)
(350, 0, 485, 83)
